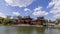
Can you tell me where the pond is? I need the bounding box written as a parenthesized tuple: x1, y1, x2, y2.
(0, 26, 60, 34)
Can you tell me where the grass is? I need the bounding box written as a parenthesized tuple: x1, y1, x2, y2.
(0, 24, 4, 26)
(0, 24, 9, 26)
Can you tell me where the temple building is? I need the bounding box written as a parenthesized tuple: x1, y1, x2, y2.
(23, 16, 32, 24)
(31, 17, 45, 25)
(16, 16, 32, 24)
(13, 16, 45, 25)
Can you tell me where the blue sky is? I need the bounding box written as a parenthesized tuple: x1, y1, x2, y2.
(0, 0, 60, 20)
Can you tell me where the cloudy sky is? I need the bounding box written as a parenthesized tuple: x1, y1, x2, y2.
(0, 0, 60, 20)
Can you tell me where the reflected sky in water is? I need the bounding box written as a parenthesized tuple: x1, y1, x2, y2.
(0, 26, 60, 34)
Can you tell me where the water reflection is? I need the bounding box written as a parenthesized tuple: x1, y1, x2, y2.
(0, 26, 60, 34)
(0, 26, 19, 34)
(45, 27, 60, 34)
(18, 27, 45, 34)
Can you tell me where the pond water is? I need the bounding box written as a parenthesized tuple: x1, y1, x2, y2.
(0, 26, 60, 34)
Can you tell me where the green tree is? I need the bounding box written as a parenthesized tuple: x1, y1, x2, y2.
(0, 17, 4, 24)
(44, 19, 48, 23)
(56, 18, 60, 23)
(17, 16, 22, 19)
(3, 16, 13, 25)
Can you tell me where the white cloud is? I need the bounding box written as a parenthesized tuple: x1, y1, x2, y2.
(5, 0, 34, 7)
(10, 16, 14, 19)
(33, 11, 48, 17)
(47, 0, 55, 8)
(33, 6, 48, 17)
(50, 9, 60, 14)
(54, 14, 60, 19)
(13, 12, 20, 16)
(0, 12, 6, 18)
(24, 8, 32, 16)
(24, 8, 30, 11)
(47, 0, 60, 20)
(47, 0, 60, 14)
(34, 6, 42, 11)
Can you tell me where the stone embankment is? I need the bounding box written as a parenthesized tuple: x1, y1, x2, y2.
(11, 24, 60, 27)
(12, 24, 43, 27)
